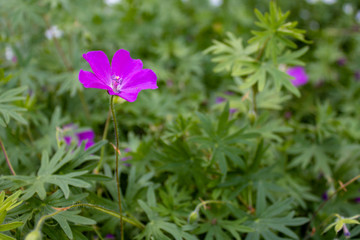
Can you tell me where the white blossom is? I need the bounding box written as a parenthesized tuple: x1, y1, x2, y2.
(104, 0, 121, 6)
(5, 46, 16, 63)
(209, 0, 223, 7)
(322, 0, 336, 4)
(45, 25, 63, 40)
(343, 4, 353, 15)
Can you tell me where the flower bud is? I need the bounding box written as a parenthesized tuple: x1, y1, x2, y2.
(25, 230, 42, 240)
(188, 210, 199, 224)
(247, 110, 257, 124)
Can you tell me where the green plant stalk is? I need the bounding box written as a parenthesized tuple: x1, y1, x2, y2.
(0, 136, 16, 176)
(32, 203, 144, 234)
(194, 200, 225, 213)
(92, 225, 104, 240)
(250, 38, 270, 115)
(251, 85, 258, 113)
(110, 95, 124, 240)
(96, 109, 111, 172)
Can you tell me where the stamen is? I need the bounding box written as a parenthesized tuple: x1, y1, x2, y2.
(111, 75, 123, 93)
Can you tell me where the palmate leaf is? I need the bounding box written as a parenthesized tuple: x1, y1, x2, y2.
(157, 137, 208, 192)
(256, 88, 291, 111)
(249, 2, 309, 64)
(0, 86, 27, 127)
(156, 178, 192, 225)
(51, 209, 96, 240)
(277, 47, 309, 66)
(0, 0, 44, 29)
(245, 199, 308, 240)
(53, 71, 83, 97)
(34, 203, 96, 240)
(194, 219, 253, 240)
(192, 203, 253, 240)
(240, 62, 300, 97)
(136, 200, 197, 240)
(34, 107, 69, 153)
(191, 103, 258, 180)
(4, 142, 106, 200)
(287, 137, 336, 177)
(250, 112, 292, 143)
(204, 32, 257, 75)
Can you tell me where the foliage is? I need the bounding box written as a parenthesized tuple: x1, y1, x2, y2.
(1, 0, 360, 239)
(0, 191, 23, 240)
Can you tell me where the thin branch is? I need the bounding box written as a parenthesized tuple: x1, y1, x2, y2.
(0, 136, 16, 176)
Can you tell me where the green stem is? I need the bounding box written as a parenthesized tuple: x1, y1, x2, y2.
(92, 226, 104, 240)
(96, 109, 111, 172)
(0, 136, 16, 176)
(251, 85, 257, 114)
(32, 203, 144, 235)
(250, 38, 269, 115)
(194, 200, 225, 213)
(110, 95, 124, 240)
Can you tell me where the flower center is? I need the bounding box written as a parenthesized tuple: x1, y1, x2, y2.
(111, 75, 123, 93)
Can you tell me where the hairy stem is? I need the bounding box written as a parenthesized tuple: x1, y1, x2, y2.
(0, 136, 16, 176)
(110, 95, 124, 239)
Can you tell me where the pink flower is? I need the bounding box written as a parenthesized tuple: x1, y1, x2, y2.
(62, 124, 95, 150)
(286, 66, 308, 87)
(79, 49, 158, 102)
(75, 130, 95, 150)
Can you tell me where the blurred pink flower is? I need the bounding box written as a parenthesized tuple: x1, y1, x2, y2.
(286, 66, 308, 87)
(62, 124, 95, 150)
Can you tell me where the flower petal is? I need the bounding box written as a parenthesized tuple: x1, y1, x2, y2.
(108, 88, 142, 102)
(83, 51, 111, 85)
(76, 130, 95, 142)
(287, 66, 308, 87)
(84, 140, 94, 150)
(111, 49, 143, 78)
(64, 136, 72, 145)
(122, 69, 158, 90)
(79, 70, 112, 90)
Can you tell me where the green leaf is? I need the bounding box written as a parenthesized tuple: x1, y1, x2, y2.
(249, 2, 310, 63)
(0, 212, 5, 225)
(52, 210, 96, 239)
(0, 221, 23, 231)
(0, 190, 22, 213)
(5, 148, 93, 200)
(0, 86, 27, 126)
(246, 199, 308, 240)
(266, 65, 300, 97)
(0, 232, 15, 240)
(204, 32, 257, 75)
(137, 200, 197, 240)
